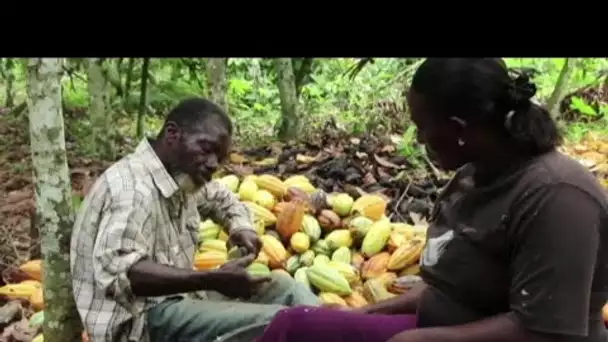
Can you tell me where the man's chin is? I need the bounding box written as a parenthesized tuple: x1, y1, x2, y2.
(174, 173, 202, 193)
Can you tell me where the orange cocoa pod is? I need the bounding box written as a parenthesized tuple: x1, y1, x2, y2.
(276, 200, 306, 241)
(361, 252, 390, 280)
(272, 201, 290, 216)
(344, 290, 369, 308)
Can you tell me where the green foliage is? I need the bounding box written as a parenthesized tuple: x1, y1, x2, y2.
(0, 57, 607, 161)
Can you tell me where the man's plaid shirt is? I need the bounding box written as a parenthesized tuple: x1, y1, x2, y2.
(70, 138, 255, 342)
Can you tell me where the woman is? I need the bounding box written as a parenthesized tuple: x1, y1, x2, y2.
(254, 58, 608, 342)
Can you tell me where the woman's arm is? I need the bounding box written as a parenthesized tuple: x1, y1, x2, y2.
(389, 184, 604, 342)
(360, 282, 427, 314)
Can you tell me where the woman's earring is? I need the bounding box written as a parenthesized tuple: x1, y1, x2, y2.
(458, 138, 465, 146)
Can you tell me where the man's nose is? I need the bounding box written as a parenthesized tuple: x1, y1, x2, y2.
(206, 154, 219, 169)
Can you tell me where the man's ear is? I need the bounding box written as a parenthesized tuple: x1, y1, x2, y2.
(163, 122, 181, 145)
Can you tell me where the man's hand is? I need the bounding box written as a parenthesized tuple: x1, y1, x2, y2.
(212, 253, 271, 299)
(229, 229, 262, 256)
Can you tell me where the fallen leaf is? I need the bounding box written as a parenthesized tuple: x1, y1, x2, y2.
(373, 154, 404, 170)
(295, 154, 317, 164)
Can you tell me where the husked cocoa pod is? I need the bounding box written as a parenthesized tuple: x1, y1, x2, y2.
(284, 187, 311, 203)
(310, 190, 328, 214)
(318, 210, 341, 232)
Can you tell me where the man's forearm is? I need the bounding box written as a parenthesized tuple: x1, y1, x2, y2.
(127, 259, 221, 297)
(363, 282, 427, 314)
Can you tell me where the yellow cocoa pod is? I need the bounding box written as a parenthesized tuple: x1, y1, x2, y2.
(351, 194, 388, 221)
(247, 263, 271, 277)
(399, 263, 421, 277)
(319, 292, 348, 307)
(218, 229, 229, 242)
(252, 189, 276, 210)
(255, 175, 288, 198)
(28, 287, 44, 311)
(255, 251, 270, 266)
(19, 260, 42, 281)
(0, 282, 42, 300)
(348, 216, 374, 241)
(243, 174, 258, 183)
(294, 267, 311, 289)
(300, 250, 316, 266)
(344, 290, 369, 308)
(284, 175, 310, 186)
(351, 252, 365, 270)
(217, 174, 240, 193)
(290, 232, 310, 253)
(313, 254, 331, 266)
(329, 193, 354, 217)
(301, 214, 322, 242)
(361, 219, 391, 257)
(387, 232, 408, 253)
(391, 223, 416, 239)
(276, 200, 306, 241)
(193, 251, 228, 270)
(32, 335, 43, 342)
(227, 246, 242, 260)
(260, 234, 288, 269)
(306, 263, 352, 296)
(199, 239, 228, 254)
(361, 252, 390, 280)
(265, 229, 282, 241)
(328, 261, 360, 284)
(198, 220, 222, 242)
(238, 180, 258, 201)
(289, 181, 316, 194)
(375, 272, 398, 287)
(324, 229, 353, 250)
(243, 201, 277, 226)
(254, 220, 265, 236)
(363, 278, 396, 304)
(331, 247, 351, 264)
(387, 239, 425, 271)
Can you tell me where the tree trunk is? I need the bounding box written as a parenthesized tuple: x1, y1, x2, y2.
(86, 58, 115, 159)
(205, 58, 228, 114)
(546, 58, 577, 119)
(4, 58, 15, 107)
(274, 58, 299, 141)
(26, 57, 83, 342)
(124, 57, 135, 102)
(293, 58, 314, 98)
(136, 58, 150, 139)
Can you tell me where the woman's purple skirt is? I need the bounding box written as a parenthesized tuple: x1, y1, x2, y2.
(254, 306, 418, 342)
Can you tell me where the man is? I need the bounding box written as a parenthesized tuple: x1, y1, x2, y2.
(70, 98, 320, 342)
